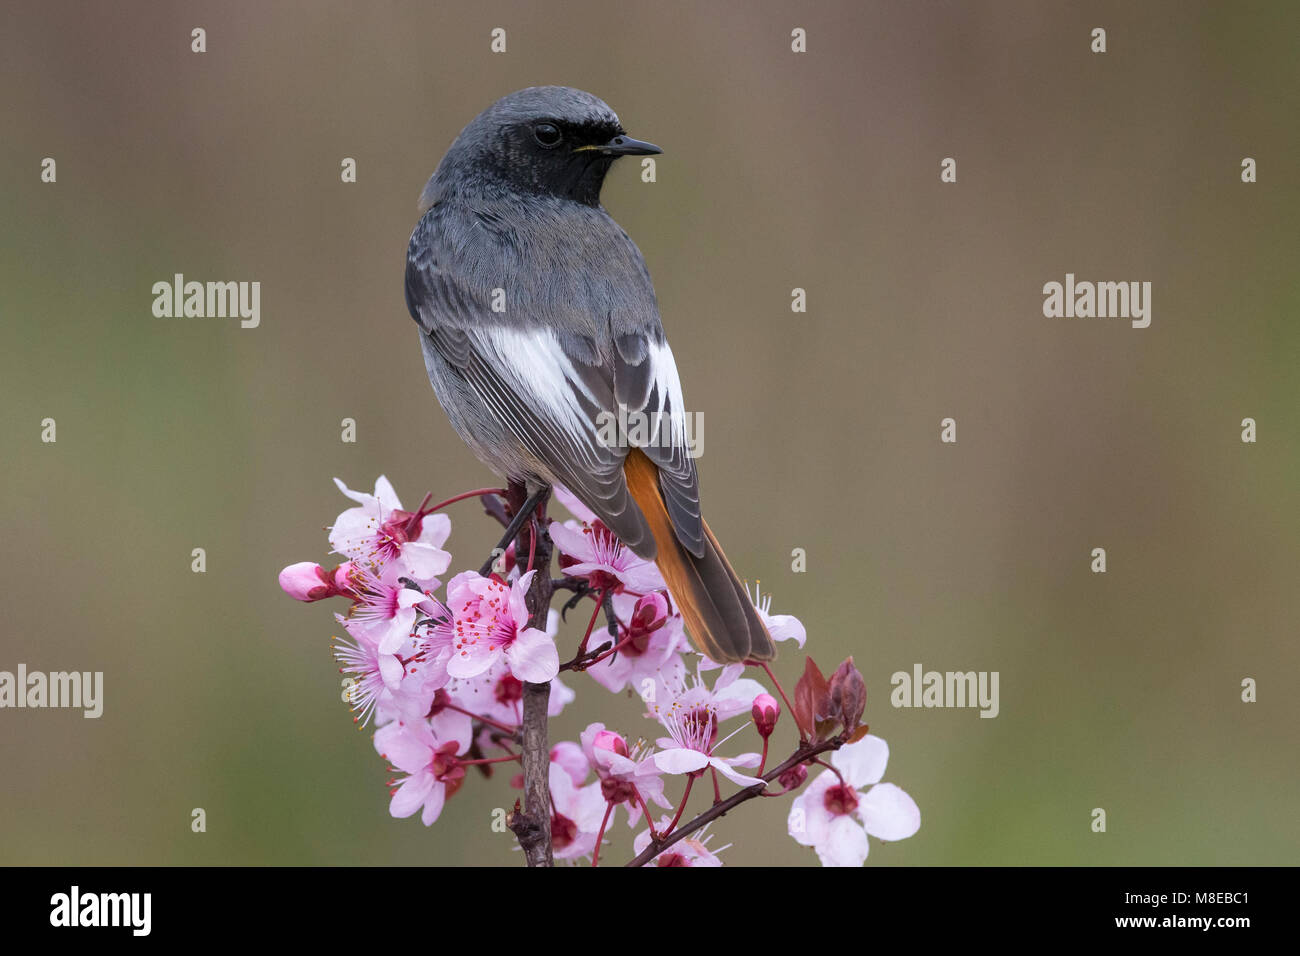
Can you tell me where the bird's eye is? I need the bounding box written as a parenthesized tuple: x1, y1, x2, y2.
(533, 123, 562, 148)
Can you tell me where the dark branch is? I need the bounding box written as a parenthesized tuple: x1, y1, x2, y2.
(499, 482, 555, 867)
(623, 736, 845, 867)
(507, 680, 554, 866)
(481, 493, 509, 528)
(479, 487, 547, 577)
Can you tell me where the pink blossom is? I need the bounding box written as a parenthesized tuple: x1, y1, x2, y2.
(654, 658, 767, 722)
(282, 471, 920, 865)
(787, 734, 920, 867)
(373, 715, 473, 826)
(550, 518, 664, 594)
(430, 570, 559, 683)
(335, 566, 445, 721)
(341, 559, 436, 656)
(330, 476, 452, 580)
(547, 762, 607, 861)
(633, 817, 728, 867)
(648, 662, 767, 787)
(550, 740, 590, 788)
(748, 583, 807, 648)
(441, 651, 574, 729)
(579, 722, 672, 827)
(332, 628, 402, 728)
(585, 592, 688, 694)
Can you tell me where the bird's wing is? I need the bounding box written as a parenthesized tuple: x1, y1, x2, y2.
(610, 331, 704, 557)
(405, 203, 704, 559)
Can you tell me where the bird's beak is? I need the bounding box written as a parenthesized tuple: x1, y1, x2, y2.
(575, 135, 662, 157)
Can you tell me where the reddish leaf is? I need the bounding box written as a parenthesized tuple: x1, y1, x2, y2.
(793, 657, 831, 741)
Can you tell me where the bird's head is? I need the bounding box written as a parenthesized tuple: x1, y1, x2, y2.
(424, 86, 661, 209)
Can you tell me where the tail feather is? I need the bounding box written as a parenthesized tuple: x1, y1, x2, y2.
(623, 450, 776, 663)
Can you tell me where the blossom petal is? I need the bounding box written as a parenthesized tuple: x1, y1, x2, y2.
(374, 721, 432, 773)
(551, 741, 590, 787)
(549, 763, 607, 833)
(578, 722, 607, 763)
(788, 793, 815, 846)
(547, 674, 575, 715)
(429, 708, 474, 753)
(593, 749, 638, 776)
(833, 734, 890, 788)
(446, 641, 496, 680)
(788, 771, 836, 846)
(510, 571, 536, 627)
(417, 512, 452, 549)
(378, 653, 404, 691)
(815, 815, 870, 867)
(654, 748, 710, 775)
(712, 663, 744, 691)
(505, 626, 558, 682)
(329, 510, 379, 559)
(764, 611, 806, 648)
(377, 613, 414, 655)
(709, 756, 765, 787)
(546, 521, 594, 563)
(858, 782, 921, 842)
(402, 541, 451, 580)
(371, 475, 402, 512)
(712, 677, 766, 719)
(419, 782, 447, 826)
(552, 485, 597, 523)
(445, 570, 484, 615)
(389, 771, 435, 818)
(617, 562, 666, 593)
(332, 477, 374, 506)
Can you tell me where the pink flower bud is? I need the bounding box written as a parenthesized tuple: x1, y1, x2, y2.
(592, 729, 629, 758)
(751, 692, 780, 738)
(333, 562, 356, 594)
(630, 591, 669, 634)
(778, 763, 808, 791)
(279, 562, 335, 602)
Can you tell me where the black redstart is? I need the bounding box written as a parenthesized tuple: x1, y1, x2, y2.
(405, 86, 774, 664)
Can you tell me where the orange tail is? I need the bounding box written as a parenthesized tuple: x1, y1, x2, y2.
(623, 449, 775, 663)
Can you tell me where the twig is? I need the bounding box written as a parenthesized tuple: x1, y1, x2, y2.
(478, 486, 547, 577)
(501, 482, 555, 867)
(482, 493, 509, 528)
(624, 736, 844, 867)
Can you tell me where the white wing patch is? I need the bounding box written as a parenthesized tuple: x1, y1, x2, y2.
(479, 325, 607, 467)
(466, 325, 690, 474)
(646, 339, 689, 450)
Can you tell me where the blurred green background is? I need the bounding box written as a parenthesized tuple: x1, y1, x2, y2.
(1, 1, 1296, 866)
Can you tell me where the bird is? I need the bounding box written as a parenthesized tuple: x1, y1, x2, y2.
(404, 86, 774, 664)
